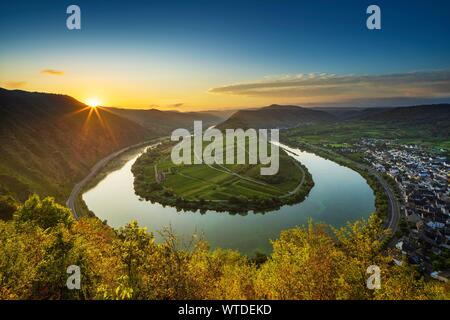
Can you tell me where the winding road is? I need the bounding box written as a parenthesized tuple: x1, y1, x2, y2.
(279, 147, 306, 198)
(66, 139, 162, 219)
(67, 137, 400, 247)
(365, 166, 401, 234)
(294, 142, 401, 238)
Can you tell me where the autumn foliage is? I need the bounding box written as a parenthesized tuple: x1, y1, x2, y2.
(0, 195, 448, 300)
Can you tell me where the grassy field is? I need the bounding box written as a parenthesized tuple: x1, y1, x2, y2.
(132, 138, 313, 213)
(283, 121, 450, 156)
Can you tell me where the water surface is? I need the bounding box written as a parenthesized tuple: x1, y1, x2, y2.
(83, 143, 375, 254)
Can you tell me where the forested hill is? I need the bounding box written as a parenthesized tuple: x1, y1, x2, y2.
(353, 104, 450, 124)
(219, 103, 450, 128)
(2, 87, 448, 204)
(107, 107, 223, 134)
(217, 104, 336, 129)
(0, 88, 152, 202)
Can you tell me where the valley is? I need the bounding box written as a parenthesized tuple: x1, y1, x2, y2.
(82, 141, 375, 254)
(0, 88, 225, 203)
(1, 0, 449, 301)
(0, 89, 447, 274)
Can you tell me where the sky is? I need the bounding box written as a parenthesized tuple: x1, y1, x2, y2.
(1, 0, 450, 110)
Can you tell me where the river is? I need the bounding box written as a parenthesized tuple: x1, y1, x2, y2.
(82, 143, 375, 255)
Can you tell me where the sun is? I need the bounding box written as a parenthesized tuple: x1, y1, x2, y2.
(86, 97, 101, 108)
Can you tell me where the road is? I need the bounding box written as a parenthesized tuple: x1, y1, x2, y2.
(279, 148, 306, 198)
(67, 138, 401, 243)
(294, 142, 401, 240)
(365, 166, 401, 235)
(66, 139, 162, 219)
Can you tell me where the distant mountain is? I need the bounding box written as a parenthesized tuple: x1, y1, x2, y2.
(107, 107, 223, 133)
(2, 87, 447, 204)
(217, 104, 336, 129)
(344, 107, 394, 121)
(0, 88, 152, 202)
(352, 104, 450, 124)
(313, 107, 394, 120)
(313, 107, 365, 120)
(201, 109, 242, 120)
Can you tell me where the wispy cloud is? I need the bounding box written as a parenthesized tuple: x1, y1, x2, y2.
(209, 70, 450, 104)
(3, 81, 27, 88)
(170, 103, 184, 108)
(40, 69, 64, 76)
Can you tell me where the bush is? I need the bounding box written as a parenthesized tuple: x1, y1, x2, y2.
(1, 195, 448, 300)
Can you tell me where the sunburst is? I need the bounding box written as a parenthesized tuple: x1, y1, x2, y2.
(86, 97, 101, 108)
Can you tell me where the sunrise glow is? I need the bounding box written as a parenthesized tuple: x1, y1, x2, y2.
(86, 98, 101, 108)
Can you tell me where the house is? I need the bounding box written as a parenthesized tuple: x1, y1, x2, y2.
(389, 168, 400, 177)
(154, 167, 166, 184)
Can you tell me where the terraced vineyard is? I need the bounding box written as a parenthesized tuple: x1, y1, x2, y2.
(132, 140, 314, 213)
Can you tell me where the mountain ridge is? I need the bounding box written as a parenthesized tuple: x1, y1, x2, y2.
(218, 103, 450, 130)
(217, 104, 337, 129)
(106, 107, 223, 134)
(1, 87, 449, 203)
(0, 87, 153, 201)
(352, 104, 450, 123)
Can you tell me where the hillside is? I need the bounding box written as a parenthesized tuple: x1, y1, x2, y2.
(354, 104, 450, 124)
(107, 107, 223, 134)
(314, 107, 394, 120)
(283, 104, 450, 158)
(0, 88, 152, 202)
(201, 108, 244, 120)
(217, 104, 336, 130)
(1, 195, 447, 300)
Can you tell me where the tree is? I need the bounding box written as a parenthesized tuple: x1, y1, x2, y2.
(0, 220, 47, 299)
(1, 194, 449, 300)
(374, 264, 449, 300)
(112, 221, 155, 298)
(14, 194, 74, 229)
(255, 221, 345, 299)
(33, 226, 77, 299)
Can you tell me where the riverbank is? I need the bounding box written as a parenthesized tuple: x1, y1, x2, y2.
(73, 144, 149, 218)
(67, 137, 168, 218)
(131, 142, 314, 214)
(280, 136, 401, 246)
(82, 140, 376, 254)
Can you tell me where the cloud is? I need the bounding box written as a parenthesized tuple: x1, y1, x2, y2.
(209, 70, 450, 104)
(3, 81, 27, 88)
(40, 69, 64, 76)
(170, 103, 184, 108)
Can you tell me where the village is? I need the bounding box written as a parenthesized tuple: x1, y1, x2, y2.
(339, 138, 450, 281)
